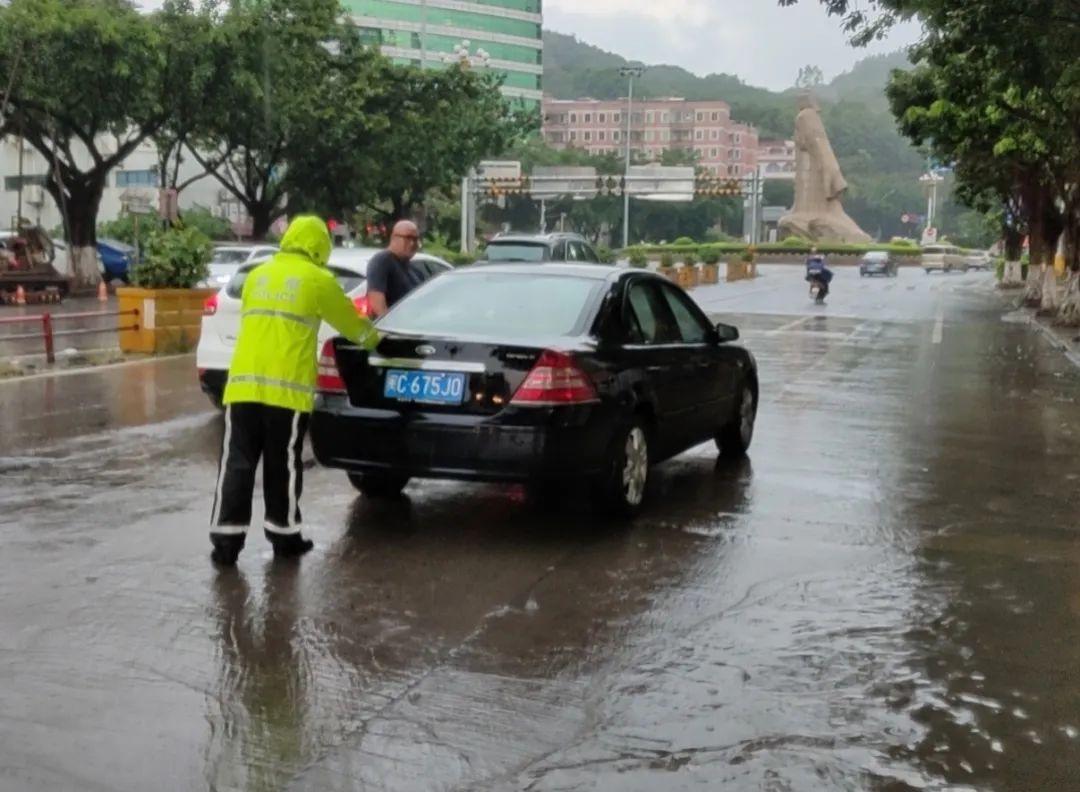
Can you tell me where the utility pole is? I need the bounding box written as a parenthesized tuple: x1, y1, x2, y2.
(619, 65, 645, 249)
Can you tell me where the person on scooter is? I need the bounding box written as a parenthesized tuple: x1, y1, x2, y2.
(805, 247, 833, 303)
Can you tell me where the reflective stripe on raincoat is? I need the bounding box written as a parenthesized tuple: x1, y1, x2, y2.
(223, 215, 379, 413)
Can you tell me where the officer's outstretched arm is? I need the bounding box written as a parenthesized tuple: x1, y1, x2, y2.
(317, 273, 380, 350)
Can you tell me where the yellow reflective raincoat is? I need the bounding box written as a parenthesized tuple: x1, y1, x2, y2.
(223, 216, 379, 413)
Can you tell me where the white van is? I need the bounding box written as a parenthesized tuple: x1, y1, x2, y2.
(922, 245, 968, 274)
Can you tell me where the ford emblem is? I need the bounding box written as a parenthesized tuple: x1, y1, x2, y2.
(416, 344, 436, 357)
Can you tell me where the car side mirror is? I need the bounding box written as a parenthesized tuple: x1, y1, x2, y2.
(715, 322, 739, 343)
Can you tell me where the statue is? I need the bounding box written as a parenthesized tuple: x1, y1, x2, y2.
(779, 94, 871, 243)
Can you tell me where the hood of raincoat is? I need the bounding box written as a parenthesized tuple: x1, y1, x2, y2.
(278, 215, 332, 268)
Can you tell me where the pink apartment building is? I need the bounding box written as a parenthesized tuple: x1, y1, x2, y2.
(542, 97, 760, 178)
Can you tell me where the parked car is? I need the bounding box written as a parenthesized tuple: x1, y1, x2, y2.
(859, 250, 898, 277)
(97, 238, 138, 283)
(311, 263, 758, 516)
(195, 247, 452, 407)
(922, 244, 968, 274)
(481, 232, 601, 264)
(965, 249, 993, 270)
(200, 243, 279, 288)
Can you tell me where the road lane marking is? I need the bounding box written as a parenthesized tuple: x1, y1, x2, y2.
(932, 307, 944, 344)
(768, 316, 814, 335)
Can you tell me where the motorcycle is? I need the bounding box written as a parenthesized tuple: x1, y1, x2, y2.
(808, 275, 829, 304)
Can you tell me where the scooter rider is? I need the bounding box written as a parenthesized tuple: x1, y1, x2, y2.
(805, 247, 833, 302)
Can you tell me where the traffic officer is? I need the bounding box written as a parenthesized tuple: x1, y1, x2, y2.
(209, 215, 379, 566)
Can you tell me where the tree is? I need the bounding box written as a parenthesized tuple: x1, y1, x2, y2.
(795, 65, 825, 90)
(0, 0, 169, 286)
(153, 0, 223, 199)
(290, 63, 536, 224)
(185, 0, 367, 239)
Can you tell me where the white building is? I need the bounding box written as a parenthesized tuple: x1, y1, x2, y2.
(0, 136, 234, 235)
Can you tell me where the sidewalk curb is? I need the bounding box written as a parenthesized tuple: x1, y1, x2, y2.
(1028, 311, 1080, 369)
(0, 351, 195, 384)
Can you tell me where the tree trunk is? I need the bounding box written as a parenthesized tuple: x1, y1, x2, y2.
(1024, 197, 1047, 306)
(1000, 220, 1025, 288)
(1001, 260, 1025, 288)
(63, 182, 105, 290)
(1059, 270, 1080, 327)
(1038, 263, 1061, 314)
(249, 202, 276, 241)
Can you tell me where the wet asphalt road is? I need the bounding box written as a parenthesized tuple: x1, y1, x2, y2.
(2, 266, 1079, 791)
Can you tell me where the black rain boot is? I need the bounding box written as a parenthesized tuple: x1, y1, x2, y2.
(265, 529, 314, 559)
(210, 533, 246, 567)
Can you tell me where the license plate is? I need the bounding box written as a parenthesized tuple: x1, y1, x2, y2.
(383, 369, 467, 405)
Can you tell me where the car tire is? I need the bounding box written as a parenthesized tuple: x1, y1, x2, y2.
(716, 382, 756, 459)
(592, 418, 650, 518)
(348, 471, 410, 498)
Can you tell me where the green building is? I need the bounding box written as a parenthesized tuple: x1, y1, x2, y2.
(343, 0, 543, 107)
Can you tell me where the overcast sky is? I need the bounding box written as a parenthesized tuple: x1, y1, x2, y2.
(544, 0, 922, 91)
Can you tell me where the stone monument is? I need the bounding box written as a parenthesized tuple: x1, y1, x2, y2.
(779, 94, 871, 243)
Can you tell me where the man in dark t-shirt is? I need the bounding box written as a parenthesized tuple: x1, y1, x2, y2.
(367, 220, 427, 317)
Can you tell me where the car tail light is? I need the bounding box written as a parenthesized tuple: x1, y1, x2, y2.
(203, 293, 218, 316)
(316, 339, 346, 394)
(511, 350, 598, 405)
(352, 294, 370, 316)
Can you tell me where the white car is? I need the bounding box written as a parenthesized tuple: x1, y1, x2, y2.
(196, 247, 453, 407)
(200, 243, 279, 289)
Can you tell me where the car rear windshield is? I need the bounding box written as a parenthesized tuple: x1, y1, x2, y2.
(211, 249, 252, 265)
(225, 265, 364, 298)
(864, 251, 888, 261)
(484, 242, 549, 262)
(378, 272, 603, 339)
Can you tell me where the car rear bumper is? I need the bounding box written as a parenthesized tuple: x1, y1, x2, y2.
(311, 395, 617, 482)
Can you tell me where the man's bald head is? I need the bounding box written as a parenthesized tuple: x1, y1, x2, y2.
(388, 220, 421, 260)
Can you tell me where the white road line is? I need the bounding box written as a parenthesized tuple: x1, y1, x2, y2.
(768, 316, 814, 335)
(932, 307, 945, 344)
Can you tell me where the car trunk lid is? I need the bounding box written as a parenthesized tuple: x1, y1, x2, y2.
(333, 334, 579, 415)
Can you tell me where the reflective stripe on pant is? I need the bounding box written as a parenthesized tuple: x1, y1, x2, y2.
(210, 403, 309, 536)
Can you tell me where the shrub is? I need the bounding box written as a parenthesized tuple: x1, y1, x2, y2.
(180, 206, 232, 241)
(780, 235, 812, 248)
(682, 252, 698, 267)
(595, 245, 617, 264)
(659, 252, 675, 268)
(702, 250, 722, 265)
(740, 247, 756, 263)
(129, 225, 212, 288)
(673, 236, 696, 246)
(628, 249, 649, 268)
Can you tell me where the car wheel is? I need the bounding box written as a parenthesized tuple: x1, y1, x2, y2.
(593, 418, 649, 518)
(716, 382, 756, 458)
(348, 471, 410, 498)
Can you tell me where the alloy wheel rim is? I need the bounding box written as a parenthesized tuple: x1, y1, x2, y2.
(739, 388, 756, 443)
(622, 428, 648, 506)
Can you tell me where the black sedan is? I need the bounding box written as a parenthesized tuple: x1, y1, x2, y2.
(311, 264, 758, 516)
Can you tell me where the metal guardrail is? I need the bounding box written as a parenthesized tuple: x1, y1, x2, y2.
(0, 309, 139, 364)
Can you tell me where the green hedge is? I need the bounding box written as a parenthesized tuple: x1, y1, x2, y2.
(626, 241, 923, 258)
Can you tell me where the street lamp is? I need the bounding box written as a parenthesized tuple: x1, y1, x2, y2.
(619, 65, 645, 249)
(450, 40, 491, 70)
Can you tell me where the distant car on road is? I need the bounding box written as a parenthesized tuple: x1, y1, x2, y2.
(965, 249, 993, 271)
(200, 243, 278, 288)
(195, 247, 452, 407)
(481, 232, 601, 264)
(859, 250, 899, 277)
(311, 263, 758, 516)
(922, 244, 968, 274)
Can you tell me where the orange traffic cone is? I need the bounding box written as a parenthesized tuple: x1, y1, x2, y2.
(15, 285, 26, 305)
(97, 280, 108, 302)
